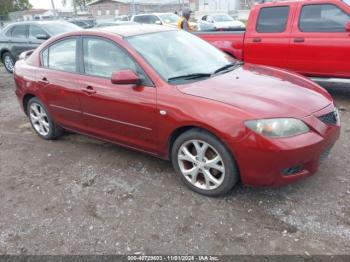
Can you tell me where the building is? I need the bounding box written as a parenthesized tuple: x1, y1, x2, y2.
(87, 0, 190, 18)
(8, 8, 76, 21)
(22, 9, 51, 20)
(197, 0, 251, 12)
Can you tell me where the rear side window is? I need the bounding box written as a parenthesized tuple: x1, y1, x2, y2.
(29, 25, 47, 39)
(133, 16, 147, 23)
(256, 6, 290, 33)
(299, 4, 350, 32)
(11, 25, 27, 38)
(42, 38, 77, 73)
(134, 15, 160, 24)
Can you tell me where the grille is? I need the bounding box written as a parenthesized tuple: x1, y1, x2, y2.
(318, 110, 338, 125)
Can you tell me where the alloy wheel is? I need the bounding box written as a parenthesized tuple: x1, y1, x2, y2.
(4, 55, 14, 72)
(29, 103, 50, 136)
(177, 140, 225, 190)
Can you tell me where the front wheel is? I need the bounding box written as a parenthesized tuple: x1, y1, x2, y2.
(27, 97, 63, 140)
(171, 129, 239, 197)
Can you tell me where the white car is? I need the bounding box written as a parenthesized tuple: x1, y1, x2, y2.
(199, 14, 245, 31)
(131, 13, 180, 27)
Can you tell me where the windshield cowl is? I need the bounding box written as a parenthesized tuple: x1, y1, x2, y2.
(167, 62, 243, 84)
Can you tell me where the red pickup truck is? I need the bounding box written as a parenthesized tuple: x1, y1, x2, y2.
(197, 0, 350, 85)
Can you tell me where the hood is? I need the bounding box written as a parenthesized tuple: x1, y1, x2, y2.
(177, 64, 332, 119)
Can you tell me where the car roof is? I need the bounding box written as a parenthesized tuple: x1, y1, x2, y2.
(95, 24, 175, 37)
(257, 0, 344, 6)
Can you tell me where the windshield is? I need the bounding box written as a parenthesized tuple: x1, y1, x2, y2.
(212, 15, 234, 22)
(43, 23, 80, 35)
(127, 30, 235, 83)
(158, 13, 180, 23)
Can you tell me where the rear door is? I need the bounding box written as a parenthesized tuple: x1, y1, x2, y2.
(38, 37, 85, 131)
(288, 1, 350, 78)
(9, 24, 29, 59)
(77, 36, 157, 153)
(244, 4, 295, 68)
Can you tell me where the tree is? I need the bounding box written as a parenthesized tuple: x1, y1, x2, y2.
(0, 0, 32, 19)
(72, 0, 93, 12)
(13, 0, 32, 11)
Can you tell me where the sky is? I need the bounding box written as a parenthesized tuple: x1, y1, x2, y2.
(29, 0, 69, 9)
(28, 0, 182, 9)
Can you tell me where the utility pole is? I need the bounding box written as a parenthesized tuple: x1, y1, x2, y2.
(51, 0, 57, 18)
(132, 0, 135, 15)
(73, 0, 78, 16)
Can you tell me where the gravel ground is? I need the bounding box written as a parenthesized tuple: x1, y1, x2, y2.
(0, 66, 349, 255)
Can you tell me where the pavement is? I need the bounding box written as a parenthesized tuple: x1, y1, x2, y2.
(0, 66, 349, 255)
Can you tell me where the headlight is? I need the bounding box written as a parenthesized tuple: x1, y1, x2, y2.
(245, 118, 309, 138)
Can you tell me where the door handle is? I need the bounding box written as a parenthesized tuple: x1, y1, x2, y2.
(82, 85, 96, 95)
(294, 38, 305, 43)
(253, 37, 262, 43)
(39, 77, 49, 85)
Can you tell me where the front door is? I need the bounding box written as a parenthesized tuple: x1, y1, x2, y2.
(9, 24, 29, 59)
(244, 5, 294, 68)
(288, 2, 350, 78)
(27, 24, 47, 50)
(77, 37, 157, 153)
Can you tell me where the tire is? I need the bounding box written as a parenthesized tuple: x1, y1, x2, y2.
(2, 52, 15, 73)
(171, 128, 239, 197)
(27, 97, 63, 140)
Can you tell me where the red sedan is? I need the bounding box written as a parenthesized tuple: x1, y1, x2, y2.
(14, 25, 340, 197)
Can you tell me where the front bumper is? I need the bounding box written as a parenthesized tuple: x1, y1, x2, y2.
(229, 105, 341, 187)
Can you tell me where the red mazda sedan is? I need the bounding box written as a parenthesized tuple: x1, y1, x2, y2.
(14, 25, 340, 196)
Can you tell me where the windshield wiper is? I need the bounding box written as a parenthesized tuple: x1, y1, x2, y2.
(168, 73, 212, 82)
(214, 61, 243, 74)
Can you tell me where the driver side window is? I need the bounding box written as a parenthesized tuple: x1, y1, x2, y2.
(82, 37, 137, 78)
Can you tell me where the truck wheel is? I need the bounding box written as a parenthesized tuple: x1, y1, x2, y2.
(171, 128, 239, 197)
(2, 52, 15, 73)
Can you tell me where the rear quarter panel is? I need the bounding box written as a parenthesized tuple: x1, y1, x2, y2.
(14, 59, 39, 112)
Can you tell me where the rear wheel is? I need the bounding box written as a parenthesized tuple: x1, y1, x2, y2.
(27, 97, 63, 140)
(2, 52, 15, 73)
(171, 129, 239, 197)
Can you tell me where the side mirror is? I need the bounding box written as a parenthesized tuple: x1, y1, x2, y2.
(155, 20, 162, 25)
(111, 70, 140, 85)
(346, 21, 350, 32)
(36, 34, 50, 40)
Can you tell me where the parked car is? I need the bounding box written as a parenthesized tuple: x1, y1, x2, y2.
(0, 21, 80, 73)
(115, 15, 130, 22)
(131, 13, 178, 27)
(69, 20, 92, 29)
(132, 13, 198, 30)
(198, 14, 245, 31)
(196, 0, 350, 85)
(95, 21, 137, 28)
(14, 25, 340, 196)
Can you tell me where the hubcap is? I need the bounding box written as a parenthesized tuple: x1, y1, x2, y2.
(4, 55, 14, 72)
(178, 140, 225, 190)
(29, 103, 50, 136)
